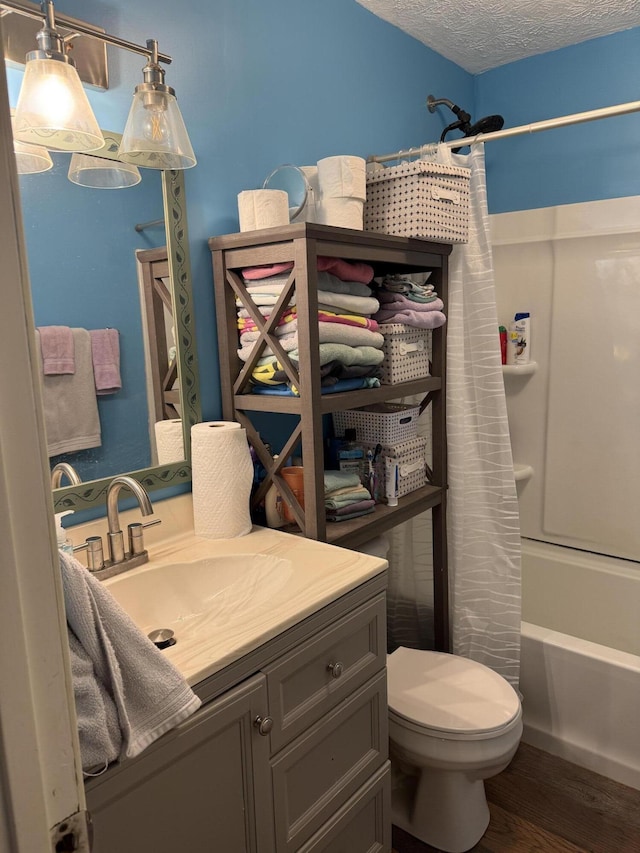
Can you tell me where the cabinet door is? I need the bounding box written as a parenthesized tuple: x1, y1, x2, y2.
(87, 674, 274, 853)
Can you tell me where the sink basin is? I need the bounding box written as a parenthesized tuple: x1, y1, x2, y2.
(104, 554, 293, 636)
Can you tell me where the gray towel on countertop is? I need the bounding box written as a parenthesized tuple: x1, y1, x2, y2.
(60, 551, 201, 774)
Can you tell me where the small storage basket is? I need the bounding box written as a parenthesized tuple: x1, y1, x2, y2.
(364, 159, 470, 243)
(378, 323, 431, 385)
(332, 402, 419, 445)
(361, 437, 428, 499)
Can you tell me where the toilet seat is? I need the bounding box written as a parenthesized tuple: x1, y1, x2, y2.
(387, 647, 521, 739)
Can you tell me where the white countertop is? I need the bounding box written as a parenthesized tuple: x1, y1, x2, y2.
(74, 495, 387, 686)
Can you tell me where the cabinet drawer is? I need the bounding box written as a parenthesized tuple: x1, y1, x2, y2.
(271, 671, 388, 852)
(298, 763, 391, 853)
(264, 594, 386, 753)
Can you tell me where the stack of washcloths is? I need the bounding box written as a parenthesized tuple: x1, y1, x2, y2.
(324, 470, 375, 523)
(236, 257, 385, 396)
(372, 274, 446, 329)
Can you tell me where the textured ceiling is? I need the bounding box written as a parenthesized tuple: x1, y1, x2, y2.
(355, 0, 640, 73)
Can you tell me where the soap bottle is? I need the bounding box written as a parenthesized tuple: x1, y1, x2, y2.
(55, 510, 74, 555)
(338, 429, 365, 483)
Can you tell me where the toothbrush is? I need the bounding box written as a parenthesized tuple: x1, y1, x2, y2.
(367, 450, 375, 499)
(368, 444, 382, 501)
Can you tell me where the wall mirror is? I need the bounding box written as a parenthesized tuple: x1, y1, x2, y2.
(17, 129, 201, 513)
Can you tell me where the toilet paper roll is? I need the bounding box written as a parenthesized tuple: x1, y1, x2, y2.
(191, 422, 253, 539)
(317, 155, 366, 201)
(154, 419, 184, 465)
(238, 189, 289, 232)
(316, 197, 364, 230)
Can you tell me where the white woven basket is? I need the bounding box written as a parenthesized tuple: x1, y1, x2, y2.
(361, 437, 428, 499)
(332, 402, 419, 445)
(378, 323, 431, 385)
(364, 159, 470, 243)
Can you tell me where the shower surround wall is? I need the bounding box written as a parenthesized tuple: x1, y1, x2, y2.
(491, 195, 640, 788)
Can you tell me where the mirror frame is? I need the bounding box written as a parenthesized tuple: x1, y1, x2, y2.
(50, 129, 201, 513)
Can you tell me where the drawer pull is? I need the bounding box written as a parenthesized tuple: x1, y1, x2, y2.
(327, 661, 344, 679)
(253, 715, 273, 736)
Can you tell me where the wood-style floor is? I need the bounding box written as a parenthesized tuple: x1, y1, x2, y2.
(392, 742, 640, 853)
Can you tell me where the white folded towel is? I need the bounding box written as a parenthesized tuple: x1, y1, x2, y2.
(60, 551, 201, 772)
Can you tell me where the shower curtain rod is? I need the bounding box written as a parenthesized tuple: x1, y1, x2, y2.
(367, 99, 640, 163)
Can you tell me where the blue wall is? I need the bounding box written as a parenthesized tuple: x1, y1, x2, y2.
(476, 27, 640, 213)
(15, 0, 472, 430)
(13, 2, 639, 479)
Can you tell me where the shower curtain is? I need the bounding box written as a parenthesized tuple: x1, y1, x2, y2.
(386, 144, 522, 687)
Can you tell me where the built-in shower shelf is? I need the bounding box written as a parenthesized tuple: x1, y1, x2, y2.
(514, 464, 534, 482)
(503, 361, 538, 375)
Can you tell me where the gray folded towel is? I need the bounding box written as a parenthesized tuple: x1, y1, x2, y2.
(60, 551, 201, 774)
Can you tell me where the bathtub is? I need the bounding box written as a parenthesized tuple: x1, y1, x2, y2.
(519, 538, 640, 790)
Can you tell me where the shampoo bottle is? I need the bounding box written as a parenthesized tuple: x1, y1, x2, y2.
(506, 312, 531, 365)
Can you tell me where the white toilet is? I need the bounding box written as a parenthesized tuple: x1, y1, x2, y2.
(387, 646, 523, 853)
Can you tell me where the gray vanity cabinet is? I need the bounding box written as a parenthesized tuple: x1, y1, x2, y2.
(86, 578, 390, 852)
(86, 673, 274, 852)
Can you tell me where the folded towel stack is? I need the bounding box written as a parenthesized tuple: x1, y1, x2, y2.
(372, 274, 447, 330)
(60, 551, 201, 775)
(236, 258, 385, 397)
(323, 470, 375, 523)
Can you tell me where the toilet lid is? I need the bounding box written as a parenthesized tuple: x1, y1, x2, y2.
(387, 647, 520, 735)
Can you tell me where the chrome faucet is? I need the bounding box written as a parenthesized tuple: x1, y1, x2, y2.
(104, 475, 160, 572)
(51, 462, 82, 488)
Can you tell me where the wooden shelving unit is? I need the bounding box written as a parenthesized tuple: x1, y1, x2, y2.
(209, 222, 452, 650)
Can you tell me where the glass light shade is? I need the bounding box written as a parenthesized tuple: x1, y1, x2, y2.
(13, 57, 104, 152)
(118, 89, 196, 170)
(68, 153, 141, 189)
(13, 137, 53, 175)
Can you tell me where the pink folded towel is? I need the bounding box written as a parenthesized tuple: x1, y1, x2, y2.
(242, 255, 375, 284)
(38, 325, 75, 375)
(375, 310, 447, 330)
(90, 329, 121, 395)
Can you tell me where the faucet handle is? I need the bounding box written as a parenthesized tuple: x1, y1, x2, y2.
(73, 536, 105, 572)
(127, 519, 162, 557)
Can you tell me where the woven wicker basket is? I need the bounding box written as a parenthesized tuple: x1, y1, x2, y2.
(361, 437, 428, 499)
(364, 159, 470, 243)
(378, 323, 431, 385)
(332, 402, 419, 445)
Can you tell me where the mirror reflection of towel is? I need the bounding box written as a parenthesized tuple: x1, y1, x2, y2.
(89, 328, 121, 395)
(35, 328, 101, 456)
(37, 325, 75, 375)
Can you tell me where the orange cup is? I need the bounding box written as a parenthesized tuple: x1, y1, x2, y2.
(281, 466, 305, 523)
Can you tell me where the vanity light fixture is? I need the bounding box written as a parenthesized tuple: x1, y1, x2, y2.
(11, 113, 52, 173)
(68, 152, 141, 189)
(12, 0, 103, 152)
(118, 39, 196, 170)
(2, 0, 196, 169)
(13, 135, 53, 173)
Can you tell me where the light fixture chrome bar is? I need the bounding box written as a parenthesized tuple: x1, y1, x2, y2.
(0, 0, 172, 63)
